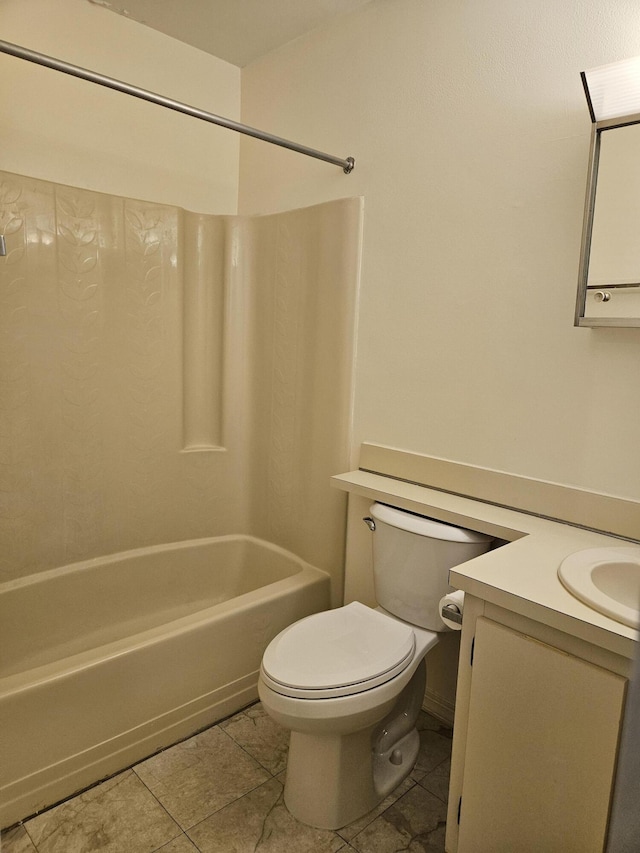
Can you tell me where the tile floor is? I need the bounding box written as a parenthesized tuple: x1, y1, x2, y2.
(1, 702, 452, 853)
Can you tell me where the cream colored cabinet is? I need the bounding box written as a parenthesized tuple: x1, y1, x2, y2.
(453, 616, 627, 853)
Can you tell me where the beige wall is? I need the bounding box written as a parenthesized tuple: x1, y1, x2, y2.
(239, 0, 640, 503)
(239, 0, 640, 716)
(0, 0, 240, 213)
(5, 0, 639, 500)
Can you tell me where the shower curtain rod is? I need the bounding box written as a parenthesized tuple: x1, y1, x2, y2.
(0, 39, 355, 174)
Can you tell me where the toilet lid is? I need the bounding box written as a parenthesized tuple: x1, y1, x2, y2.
(261, 602, 415, 696)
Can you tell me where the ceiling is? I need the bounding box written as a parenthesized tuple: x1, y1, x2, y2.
(89, 0, 374, 67)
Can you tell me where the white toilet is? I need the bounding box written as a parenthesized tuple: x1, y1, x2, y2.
(258, 502, 492, 829)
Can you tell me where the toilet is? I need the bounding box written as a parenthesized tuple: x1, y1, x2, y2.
(258, 502, 492, 829)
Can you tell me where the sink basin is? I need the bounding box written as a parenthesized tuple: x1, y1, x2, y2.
(558, 547, 640, 628)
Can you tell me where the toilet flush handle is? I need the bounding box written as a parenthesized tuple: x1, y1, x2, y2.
(362, 516, 376, 532)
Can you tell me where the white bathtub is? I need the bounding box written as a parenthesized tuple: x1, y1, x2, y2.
(0, 535, 330, 828)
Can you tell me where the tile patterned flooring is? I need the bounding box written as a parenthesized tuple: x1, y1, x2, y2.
(1, 703, 452, 853)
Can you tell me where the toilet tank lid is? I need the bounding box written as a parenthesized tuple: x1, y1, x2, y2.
(370, 503, 493, 544)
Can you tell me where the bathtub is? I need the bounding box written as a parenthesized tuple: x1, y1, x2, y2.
(0, 535, 330, 828)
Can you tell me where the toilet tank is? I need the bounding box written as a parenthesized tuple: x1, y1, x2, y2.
(369, 503, 493, 630)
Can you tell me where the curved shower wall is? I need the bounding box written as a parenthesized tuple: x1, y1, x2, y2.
(0, 169, 361, 597)
(244, 200, 361, 598)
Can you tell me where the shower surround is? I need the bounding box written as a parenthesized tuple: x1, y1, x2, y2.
(0, 170, 361, 825)
(0, 170, 360, 589)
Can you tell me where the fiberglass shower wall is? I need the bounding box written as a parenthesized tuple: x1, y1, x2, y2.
(243, 199, 361, 602)
(0, 171, 243, 580)
(0, 170, 361, 596)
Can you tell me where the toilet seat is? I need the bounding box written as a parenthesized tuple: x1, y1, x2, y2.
(261, 601, 416, 699)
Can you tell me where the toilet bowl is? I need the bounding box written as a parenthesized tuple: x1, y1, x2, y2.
(259, 601, 439, 828)
(258, 503, 493, 829)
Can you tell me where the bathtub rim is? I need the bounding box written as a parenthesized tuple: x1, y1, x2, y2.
(0, 534, 330, 694)
(0, 533, 314, 593)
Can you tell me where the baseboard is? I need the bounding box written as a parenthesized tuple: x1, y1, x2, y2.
(422, 688, 455, 728)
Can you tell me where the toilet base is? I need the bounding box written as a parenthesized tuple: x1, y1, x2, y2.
(282, 660, 427, 830)
(284, 726, 380, 829)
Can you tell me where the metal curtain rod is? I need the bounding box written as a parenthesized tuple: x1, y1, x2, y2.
(0, 39, 355, 174)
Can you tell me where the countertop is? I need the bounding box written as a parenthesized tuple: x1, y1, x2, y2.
(332, 470, 640, 659)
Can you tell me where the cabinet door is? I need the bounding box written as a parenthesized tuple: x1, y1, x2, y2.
(457, 618, 626, 853)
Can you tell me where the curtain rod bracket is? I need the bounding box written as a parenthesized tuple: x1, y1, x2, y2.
(0, 39, 355, 174)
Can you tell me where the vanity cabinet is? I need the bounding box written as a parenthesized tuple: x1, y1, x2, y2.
(448, 603, 628, 853)
(329, 460, 637, 852)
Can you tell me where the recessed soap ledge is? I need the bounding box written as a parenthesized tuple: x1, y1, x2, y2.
(332, 468, 639, 660)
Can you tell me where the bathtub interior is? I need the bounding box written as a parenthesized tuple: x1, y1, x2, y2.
(0, 535, 310, 678)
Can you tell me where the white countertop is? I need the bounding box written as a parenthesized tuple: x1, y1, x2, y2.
(332, 470, 639, 659)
